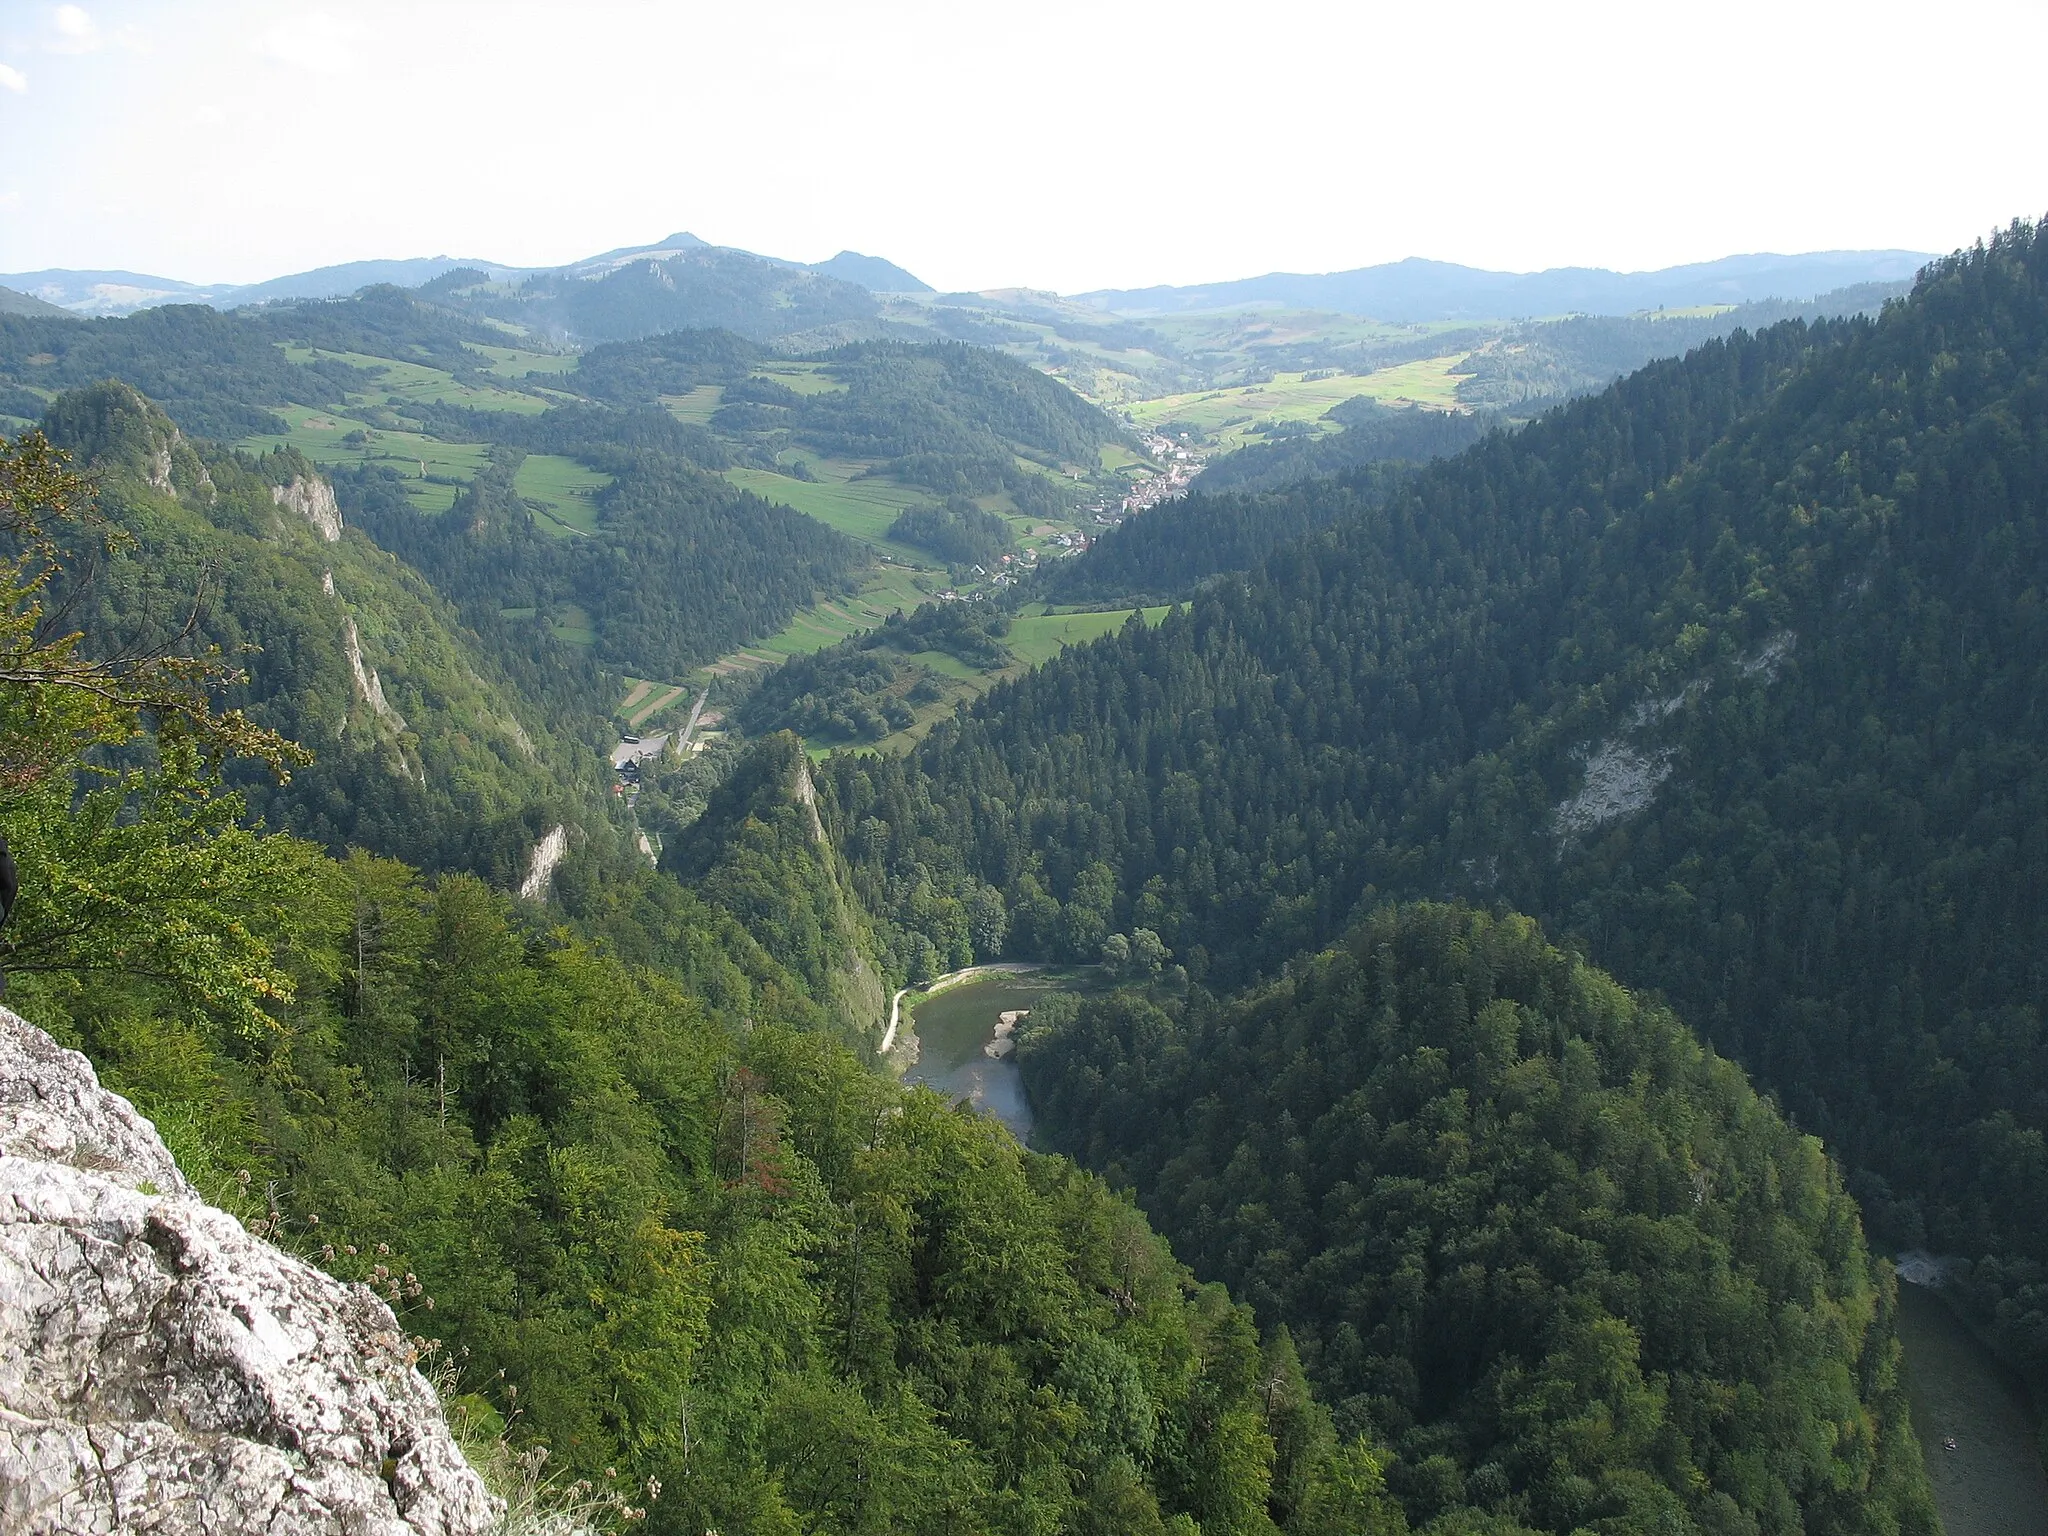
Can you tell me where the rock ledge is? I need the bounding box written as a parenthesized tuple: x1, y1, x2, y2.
(0, 1005, 499, 1534)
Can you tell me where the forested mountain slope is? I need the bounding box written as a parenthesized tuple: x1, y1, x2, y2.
(6, 427, 1393, 1536)
(35, 382, 610, 874)
(823, 223, 2048, 1369)
(1020, 904, 1934, 1535)
(1050, 302, 1832, 605)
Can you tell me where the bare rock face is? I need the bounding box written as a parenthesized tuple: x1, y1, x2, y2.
(0, 1006, 499, 1535)
(274, 475, 344, 542)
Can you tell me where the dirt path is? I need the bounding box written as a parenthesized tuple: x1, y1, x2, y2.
(881, 962, 1044, 1054)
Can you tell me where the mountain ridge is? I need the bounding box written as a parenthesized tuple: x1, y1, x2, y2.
(3, 233, 934, 317)
(1081, 248, 1931, 320)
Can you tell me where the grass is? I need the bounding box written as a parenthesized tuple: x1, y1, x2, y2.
(1128, 360, 1468, 453)
(465, 342, 579, 378)
(281, 345, 549, 415)
(698, 564, 933, 679)
(551, 603, 595, 648)
(849, 605, 1171, 756)
(1896, 1282, 2048, 1536)
(725, 463, 934, 556)
(1005, 606, 1168, 665)
(236, 406, 493, 514)
(514, 454, 610, 537)
(624, 682, 688, 729)
(752, 361, 846, 395)
(903, 648, 984, 681)
(662, 385, 724, 424)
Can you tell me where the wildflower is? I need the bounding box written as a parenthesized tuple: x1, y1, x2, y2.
(647, 1477, 662, 1500)
(307, 1213, 320, 1226)
(343, 1244, 358, 1256)
(321, 1244, 336, 1263)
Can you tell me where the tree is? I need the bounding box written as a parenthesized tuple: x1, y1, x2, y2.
(0, 431, 314, 1030)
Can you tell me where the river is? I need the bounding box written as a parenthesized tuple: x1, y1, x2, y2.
(898, 973, 1055, 1141)
(1896, 1280, 2048, 1536)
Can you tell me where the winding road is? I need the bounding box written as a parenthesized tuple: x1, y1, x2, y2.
(881, 962, 1044, 1053)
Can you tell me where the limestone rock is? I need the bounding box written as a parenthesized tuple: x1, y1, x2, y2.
(0, 1006, 499, 1535)
(274, 475, 344, 542)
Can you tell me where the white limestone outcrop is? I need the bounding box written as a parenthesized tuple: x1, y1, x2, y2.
(0, 1006, 498, 1535)
(274, 475, 344, 543)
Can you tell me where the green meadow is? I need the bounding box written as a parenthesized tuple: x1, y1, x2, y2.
(725, 463, 934, 556)
(1129, 360, 1467, 452)
(699, 565, 932, 680)
(280, 345, 548, 415)
(514, 453, 610, 537)
(1005, 606, 1168, 665)
(237, 407, 493, 514)
(465, 342, 579, 378)
(662, 385, 724, 423)
(752, 360, 847, 395)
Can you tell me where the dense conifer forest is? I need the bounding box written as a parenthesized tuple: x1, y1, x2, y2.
(10, 209, 2048, 1535)
(821, 224, 2048, 1397)
(1020, 905, 1933, 1534)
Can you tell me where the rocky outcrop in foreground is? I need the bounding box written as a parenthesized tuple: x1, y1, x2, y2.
(0, 1006, 498, 1534)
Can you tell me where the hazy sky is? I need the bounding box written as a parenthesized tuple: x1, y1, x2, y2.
(2, 0, 2043, 293)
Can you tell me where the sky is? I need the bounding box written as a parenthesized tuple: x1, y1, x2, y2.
(1, 0, 2044, 294)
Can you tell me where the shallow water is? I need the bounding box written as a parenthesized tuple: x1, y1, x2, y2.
(901, 976, 1050, 1140)
(1897, 1280, 2048, 1536)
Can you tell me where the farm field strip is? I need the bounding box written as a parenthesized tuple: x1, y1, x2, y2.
(1004, 606, 1170, 665)
(627, 684, 687, 728)
(662, 385, 725, 423)
(696, 564, 935, 681)
(465, 342, 579, 378)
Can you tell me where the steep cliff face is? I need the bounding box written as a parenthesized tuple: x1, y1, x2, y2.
(0, 1007, 499, 1536)
(273, 473, 344, 542)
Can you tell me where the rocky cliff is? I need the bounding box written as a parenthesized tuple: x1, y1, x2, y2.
(0, 1006, 499, 1535)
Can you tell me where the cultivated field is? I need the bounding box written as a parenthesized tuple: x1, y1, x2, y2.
(1006, 606, 1169, 665)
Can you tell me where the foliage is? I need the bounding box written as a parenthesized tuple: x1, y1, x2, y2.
(455, 247, 879, 345)
(31, 389, 609, 878)
(889, 496, 1016, 568)
(0, 431, 316, 1035)
(822, 224, 2048, 1394)
(1194, 404, 1493, 495)
(0, 305, 344, 439)
(1020, 904, 1937, 1535)
(1039, 464, 1406, 605)
(343, 441, 862, 683)
(16, 826, 1359, 1536)
(735, 600, 1012, 744)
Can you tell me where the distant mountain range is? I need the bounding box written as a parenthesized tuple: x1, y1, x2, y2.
(1079, 250, 1933, 320)
(0, 235, 935, 318)
(8, 239, 1938, 327)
